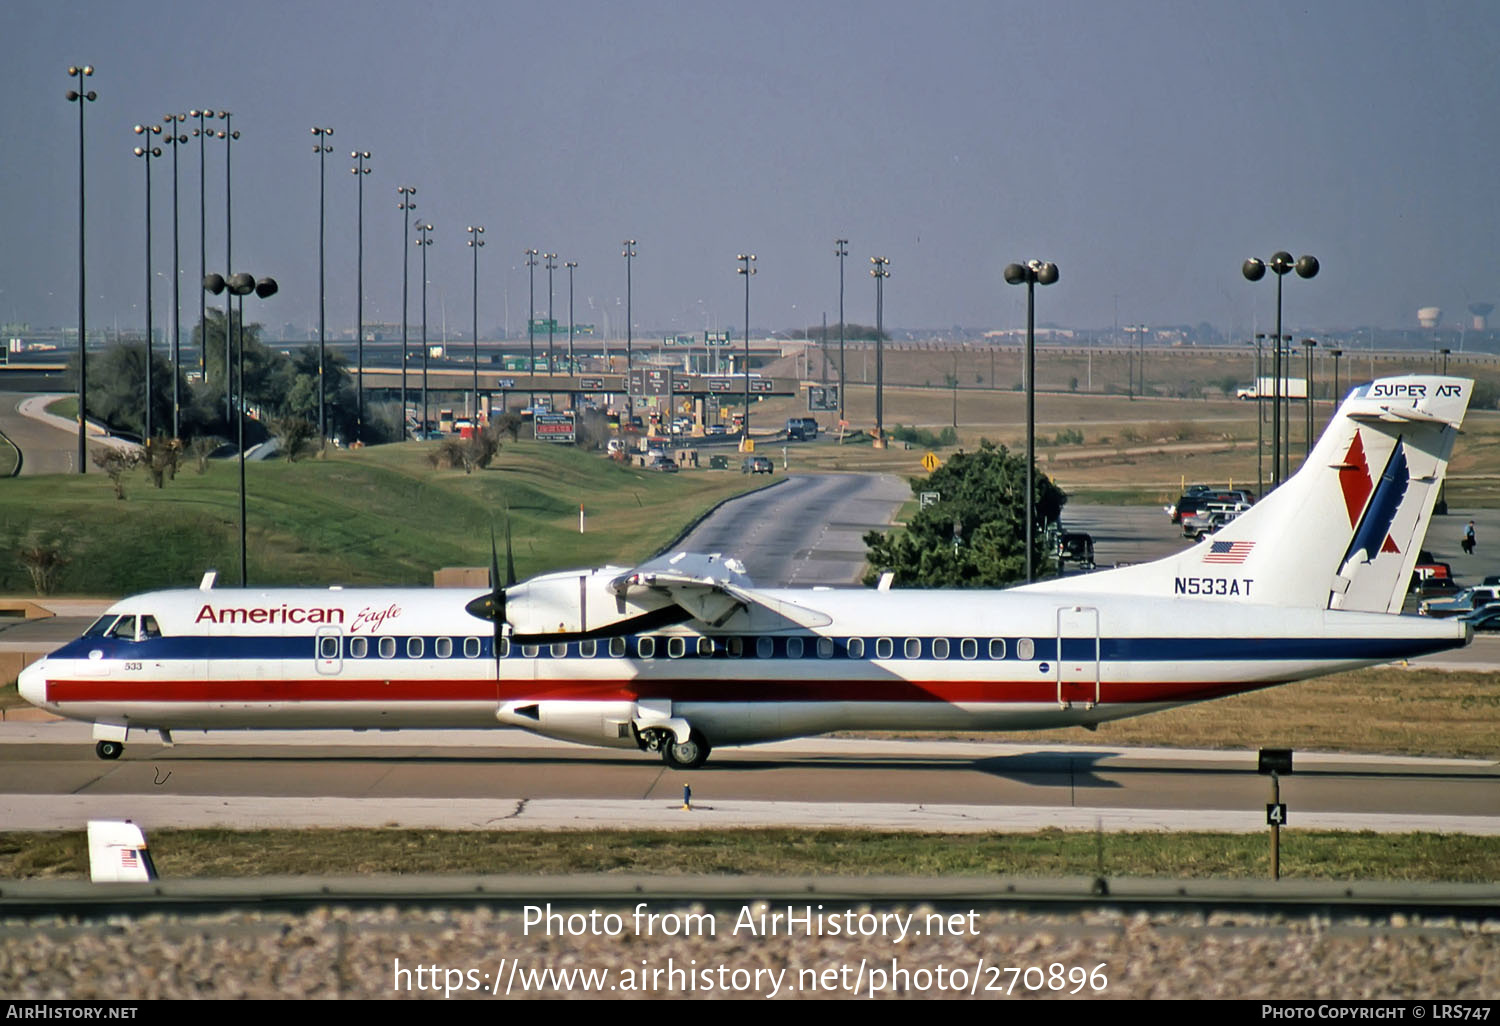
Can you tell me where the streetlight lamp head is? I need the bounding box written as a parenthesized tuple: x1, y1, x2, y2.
(1295, 254, 1320, 279)
(132, 146, 144, 157)
(228, 272, 255, 295)
(66, 90, 78, 101)
(1242, 258, 1266, 282)
(1003, 263, 1027, 285)
(203, 273, 226, 295)
(1035, 262, 1059, 285)
(254, 277, 278, 299)
(1270, 251, 1295, 275)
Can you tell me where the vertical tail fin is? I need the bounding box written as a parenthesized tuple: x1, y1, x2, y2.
(1023, 375, 1472, 612)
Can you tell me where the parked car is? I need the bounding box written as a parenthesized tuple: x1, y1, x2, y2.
(1167, 489, 1255, 524)
(742, 455, 773, 475)
(1057, 531, 1095, 571)
(785, 417, 819, 441)
(650, 457, 679, 473)
(1458, 605, 1500, 632)
(706, 424, 728, 436)
(1181, 503, 1249, 538)
(1418, 585, 1500, 618)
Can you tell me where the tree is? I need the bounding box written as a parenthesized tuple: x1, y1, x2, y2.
(67, 342, 179, 442)
(863, 439, 1066, 588)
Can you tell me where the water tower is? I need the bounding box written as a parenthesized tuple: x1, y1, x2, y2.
(1469, 303, 1494, 331)
(1418, 306, 1442, 329)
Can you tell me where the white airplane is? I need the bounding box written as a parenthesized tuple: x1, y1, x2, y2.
(18, 374, 1474, 768)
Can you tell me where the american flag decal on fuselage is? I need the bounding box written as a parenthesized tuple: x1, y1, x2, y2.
(1203, 540, 1255, 564)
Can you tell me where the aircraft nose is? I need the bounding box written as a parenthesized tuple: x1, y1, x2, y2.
(17, 660, 48, 708)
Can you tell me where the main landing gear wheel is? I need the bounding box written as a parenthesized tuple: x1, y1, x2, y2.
(95, 740, 123, 760)
(661, 730, 711, 769)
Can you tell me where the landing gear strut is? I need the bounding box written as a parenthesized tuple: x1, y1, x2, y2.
(95, 740, 123, 760)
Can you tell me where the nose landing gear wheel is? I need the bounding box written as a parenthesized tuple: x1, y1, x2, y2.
(661, 730, 711, 769)
(95, 740, 123, 760)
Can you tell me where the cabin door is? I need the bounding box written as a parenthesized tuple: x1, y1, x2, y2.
(1055, 605, 1100, 709)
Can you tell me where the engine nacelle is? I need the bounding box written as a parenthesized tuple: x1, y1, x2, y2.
(505, 567, 677, 638)
(496, 699, 641, 749)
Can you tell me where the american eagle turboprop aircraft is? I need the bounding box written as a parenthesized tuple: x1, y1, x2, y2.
(18, 375, 1474, 768)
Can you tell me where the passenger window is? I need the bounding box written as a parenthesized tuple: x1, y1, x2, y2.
(817, 637, 834, 659)
(550, 643, 568, 658)
(756, 637, 774, 658)
(350, 636, 369, 659)
(407, 637, 424, 659)
(499, 638, 511, 658)
(933, 638, 949, 659)
(463, 637, 480, 659)
(319, 635, 340, 660)
(1017, 638, 1035, 660)
(522, 644, 539, 658)
(904, 638, 921, 659)
(876, 638, 893, 659)
(727, 637, 744, 658)
(107, 616, 138, 641)
(379, 636, 396, 659)
(435, 637, 453, 659)
(848, 637, 865, 659)
(668, 637, 685, 658)
(609, 637, 626, 658)
(989, 638, 1006, 659)
(580, 640, 597, 658)
(140, 616, 162, 639)
(697, 637, 714, 657)
(638, 637, 656, 659)
(787, 637, 804, 658)
(960, 638, 977, 660)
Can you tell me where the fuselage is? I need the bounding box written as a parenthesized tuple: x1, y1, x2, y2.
(18, 583, 1468, 750)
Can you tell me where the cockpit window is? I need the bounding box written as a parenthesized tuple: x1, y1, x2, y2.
(140, 616, 162, 639)
(82, 616, 116, 638)
(106, 616, 138, 641)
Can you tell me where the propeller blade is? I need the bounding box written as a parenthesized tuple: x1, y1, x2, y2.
(504, 511, 517, 587)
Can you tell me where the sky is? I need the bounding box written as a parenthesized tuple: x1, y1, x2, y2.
(4, 0, 1500, 341)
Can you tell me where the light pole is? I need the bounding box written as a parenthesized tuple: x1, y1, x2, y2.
(566, 260, 578, 397)
(132, 123, 162, 443)
(1004, 259, 1060, 583)
(1302, 338, 1317, 458)
(737, 253, 756, 442)
(189, 110, 212, 378)
(416, 222, 433, 434)
(1440, 347, 1451, 376)
(161, 114, 188, 439)
(66, 65, 96, 473)
(835, 238, 848, 424)
(623, 240, 636, 420)
(311, 126, 333, 440)
(351, 151, 371, 442)
(545, 253, 557, 405)
(1243, 252, 1318, 489)
(204, 272, 277, 588)
(1330, 348, 1343, 428)
(1124, 324, 1147, 398)
(212, 112, 239, 423)
(525, 249, 539, 408)
(397, 185, 416, 437)
(467, 225, 484, 422)
(870, 256, 890, 448)
(1253, 333, 1265, 499)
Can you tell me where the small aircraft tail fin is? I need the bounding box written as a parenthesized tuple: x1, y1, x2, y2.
(1025, 375, 1472, 613)
(87, 820, 157, 883)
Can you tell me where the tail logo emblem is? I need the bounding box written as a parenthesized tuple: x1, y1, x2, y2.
(1338, 432, 1401, 556)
